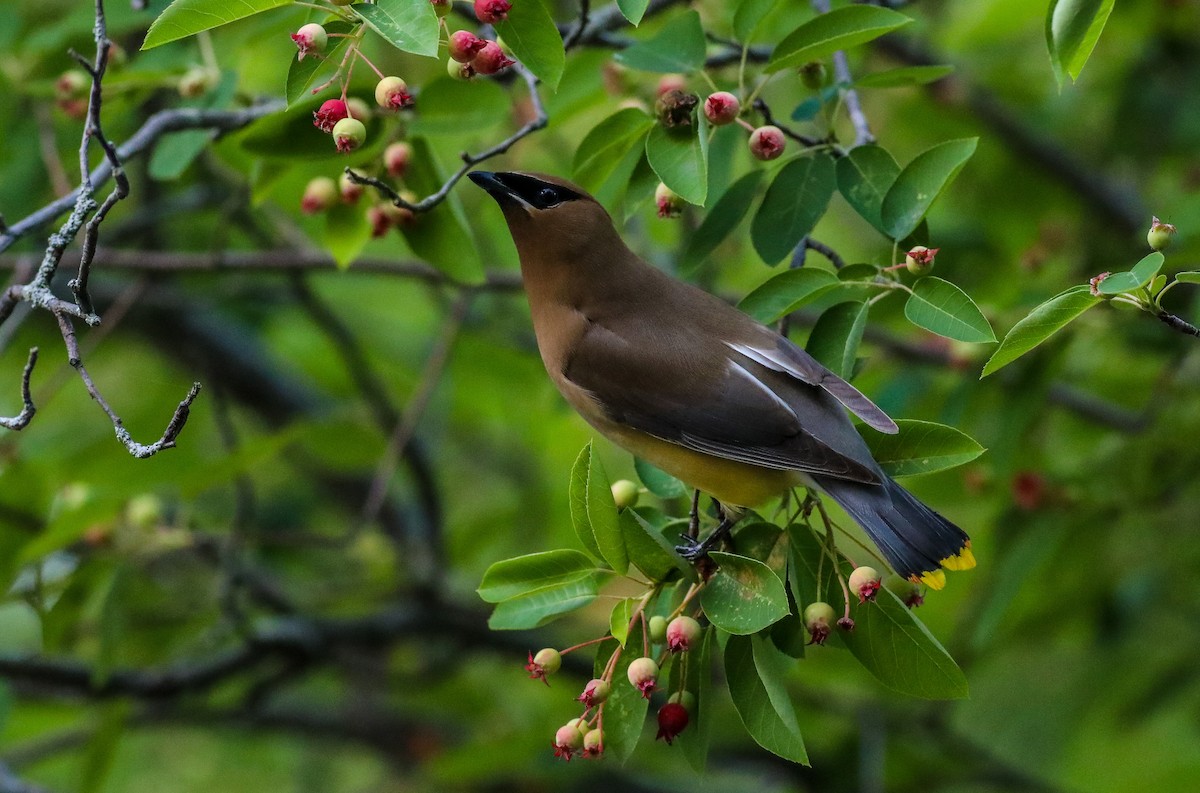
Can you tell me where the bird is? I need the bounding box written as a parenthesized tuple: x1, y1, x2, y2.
(469, 170, 974, 589)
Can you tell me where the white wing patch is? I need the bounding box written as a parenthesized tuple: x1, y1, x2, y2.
(727, 359, 797, 419)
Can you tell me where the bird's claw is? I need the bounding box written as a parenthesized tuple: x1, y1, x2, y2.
(674, 534, 709, 562)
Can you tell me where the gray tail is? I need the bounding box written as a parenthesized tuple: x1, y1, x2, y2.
(812, 474, 970, 580)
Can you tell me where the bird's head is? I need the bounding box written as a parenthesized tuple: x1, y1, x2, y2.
(469, 171, 625, 268)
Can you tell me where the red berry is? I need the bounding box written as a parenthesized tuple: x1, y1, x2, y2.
(626, 657, 658, 698)
(332, 117, 366, 153)
(666, 615, 701, 653)
(291, 23, 327, 60)
(703, 91, 740, 125)
(300, 177, 337, 214)
(848, 566, 882, 603)
(367, 205, 392, 238)
(749, 125, 786, 161)
(655, 702, 689, 744)
(471, 41, 515, 76)
(375, 76, 414, 110)
(339, 172, 364, 204)
(384, 142, 412, 179)
(313, 99, 349, 133)
(449, 30, 487, 63)
(474, 0, 512, 24)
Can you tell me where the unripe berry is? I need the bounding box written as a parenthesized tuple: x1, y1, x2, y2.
(647, 615, 667, 643)
(666, 615, 701, 653)
(655, 182, 684, 219)
(667, 690, 696, 712)
(126, 494, 163, 529)
(1147, 216, 1177, 251)
(848, 566, 882, 603)
(610, 479, 639, 509)
(566, 717, 591, 736)
(339, 171, 364, 204)
(883, 573, 924, 609)
(177, 67, 214, 98)
(346, 97, 373, 123)
(577, 678, 611, 707)
(430, 0, 453, 17)
(749, 125, 786, 161)
(331, 117, 366, 153)
(384, 141, 412, 179)
(800, 61, 828, 90)
(703, 91, 740, 125)
(532, 647, 561, 674)
(375, 76, 414, 110)
(380, 201, 416, 229)
(313, 99, 349, 133)
(553, 722, 585, 761)
(582, 728, 604, 758)
(626, 656, 658, 698)
(472, 40, 515, 76)
(449, 30, 487, 63)
(655, 702, 689, 744)
(367, 205, 392, 238)
(804, 601, 835, 645)
(447, 57, 476, 80)
(475, 0, 512, 23)
(301, 177, 337, 214)
(291, 23, 328, 60)
(905, 246, 939, 275)
(55, 71, 89, 100)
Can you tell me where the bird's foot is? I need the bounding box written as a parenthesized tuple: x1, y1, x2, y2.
(674, 533, 710, 562)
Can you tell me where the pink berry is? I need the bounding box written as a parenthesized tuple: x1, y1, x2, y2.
(384, 142, 412, 179)
(374, 76, 414, 110)
(55, 71, 89, 100)
(449, 30, 487, 63)
(666, 615, 701, 653)
(655, 703, 689, 744)
(290, 23, 327, 60)
(749, 125, 786, 161)
(339, 172, 364, 204)
(331, 117, 366, 153)
(655, 183, 684, 219)
(300, 177, 337, 214)
(656, 74, 687, 97)
(703, 91, 741, 125)
(626, 657, 658, 698)
(552, 722, 585, 761)
(474, 0, 511, 24)
(313, 99, 349, 133)
(525, 648, 561, 684)
(848, 566, 882, 603)
(471, 41, 515, 76)
(367, 205, 391, 238)
(577, 678, 611, 707)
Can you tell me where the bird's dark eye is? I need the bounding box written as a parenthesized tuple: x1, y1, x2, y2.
(537, 187, 559, 206)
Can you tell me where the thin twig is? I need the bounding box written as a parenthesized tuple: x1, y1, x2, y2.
(563, 0, 590, 50)
(1154, 309, 1200, 338)
(752, 99, 826, 148)
(812, 0, 874, 145)
(0, 348, 38, 430)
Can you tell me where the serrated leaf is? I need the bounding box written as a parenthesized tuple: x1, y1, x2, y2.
(286, 21, 355, 106)
(615, 10, 707, 73)
(981, 286, 1101, 377)
(398, 136, 485, 284)
(734, 0, 781, 41)
(633, 457, 688, 499)
(142, 0, 291, 50)
(881, 138, 978, 240)
(767, 6, 912, 73)
(805, 301, 868, 380)
(617, 0, 651, 26)
(594, 627, 651, 763)
(700, 552, 789, 635)
(855, 64, 955, 88)
(738, 267, 840, 324)
(725, 634, 808, 764)
(751, 153, 836, 264)
(1046, 0, 1115, 86)
(646, 120, 708, 206)
(477, 549, 599, 602)
(904, 276, 996, 343)
(859, 419, 985, 477)
(352, 0, 439, 58)
(681, 170, 763, 274)
(495, 0, 565, 90)
(1097, 252, 1165, 295)
(836, 145, 900, 235)
(841, 588, 969, 699)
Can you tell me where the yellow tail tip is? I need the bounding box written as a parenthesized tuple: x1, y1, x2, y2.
(940, 544, 976, 571)
(915, 569, 947, 590)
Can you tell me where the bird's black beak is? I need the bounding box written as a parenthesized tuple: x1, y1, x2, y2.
(469, 171, 521, 205)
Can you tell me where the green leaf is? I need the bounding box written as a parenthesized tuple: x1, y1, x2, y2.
(594, 628, 651, 763)
(1097, 252, 1165, 295)
(805, 301, 869, 380)
(859, 419, 986, 477)
(322, 199, 372, 270)
(738, 267, 840, 324)
(617, 0, 651, 26)
(80, 702, 130, 793)
(1046, 0, 1115, 85)
(751, 153, 836, 265)
(286, 21, 355, 106)
(397, 136, 485, 283)
(477, 549, 599, 602)
(615, 10, 707, 73)
(568, 442, 628, 574)
(672, 626, 715, 770)
(610, 597, 637, 647)
(409, 76, 510, 134)
(734, 0, 781, 41)
(633, 457, 688, 499)
(495, 0, 565, 90)
(0, 601, 42, 655)
(148, 129, 214, 181)
(486, 574, 604, 629)
(646, 120, 708, 206)
(622, 509, 690, 582)
(881, 138, 978, 240)
(1175, 271, 1200, 284)
(700, 552, 789, 635)
(836, 145, 900, 235)
(767, 6, 912, 73)
(352, 0, 439, 58)
(981, 286, 1101, 377)
(855, 64, 955, 88)
(681, 170, 763, 274)
(142, 0, 291, 49)
(841, 588, 969, 699)
(904, 276, 997, 343)
(573, 108, 655, 195)
(724, 634, 809, 764)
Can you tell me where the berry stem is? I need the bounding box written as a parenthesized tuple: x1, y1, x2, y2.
(559, 635, 610, 656)
(353, 47, 386, 80)
(735, 117, 757, 134)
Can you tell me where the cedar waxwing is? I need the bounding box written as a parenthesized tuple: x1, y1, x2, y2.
(469, 171, 974, 588)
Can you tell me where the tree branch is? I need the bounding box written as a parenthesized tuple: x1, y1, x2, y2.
(0, 348, 38, 431)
